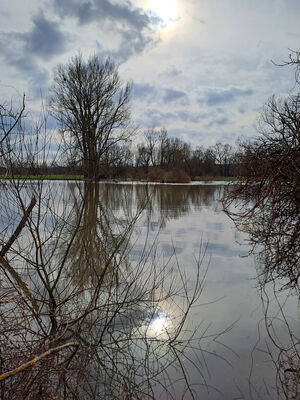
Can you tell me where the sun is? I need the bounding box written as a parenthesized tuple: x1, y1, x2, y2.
(149, 0, 178, 23)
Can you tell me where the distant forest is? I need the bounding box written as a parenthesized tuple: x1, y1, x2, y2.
(1, 126, 243, 182)
(0, 55, 245, 183)
(1, 132, 242, 182)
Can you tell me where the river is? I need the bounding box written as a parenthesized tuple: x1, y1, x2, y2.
(0, 180, 298, 399)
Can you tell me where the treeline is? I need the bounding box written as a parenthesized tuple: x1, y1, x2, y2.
(0, 54, 242, 182)
(3, 128, 241, 182)
(134, 128, 238, 181)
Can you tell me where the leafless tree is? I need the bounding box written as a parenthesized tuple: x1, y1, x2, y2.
(0, 99, 214, 399)
(49, 54, 134, 181)
(223, 56, 300, 292)
(211, 142, 234, 177)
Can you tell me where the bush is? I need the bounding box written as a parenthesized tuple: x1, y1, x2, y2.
(193, 175, 213, 182)
(163, 169, 191, 183)
(147, 167, 166, 182)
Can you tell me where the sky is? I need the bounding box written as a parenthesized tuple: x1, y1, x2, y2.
(1, 0, 300, 147)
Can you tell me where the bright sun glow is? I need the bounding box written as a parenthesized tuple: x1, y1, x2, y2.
(150, 0, 178, 23)
(145, 311, 173, 340)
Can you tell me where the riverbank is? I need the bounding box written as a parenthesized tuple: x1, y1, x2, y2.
(0, 174, 239, 182)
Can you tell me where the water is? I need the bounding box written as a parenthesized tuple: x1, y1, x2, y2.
(98, 182, 299, 399)
(0, 180, 298, 399)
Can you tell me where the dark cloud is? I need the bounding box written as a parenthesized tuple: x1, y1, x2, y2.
(203, 242, 242, 258)
(52, 0, 160, 62)
(133, 83, 156, 98)
(102, 28, 158, 64)
(25, 12, 67, 58)
(207, 117, 229, 127)
(163, 88, 188, 103)
(201, 87, 253, 106)
(0, 12, 67, 96)
(146, 109, 177, 127)
(161, 242, 184, 257)
(133, 85, 189, 108)
(0, 35, 49, 95)
(177, 111, 205, 123)
(53, 0, 159, 30)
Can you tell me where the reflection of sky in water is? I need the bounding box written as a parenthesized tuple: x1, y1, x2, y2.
(127, 183, 299, 399)
(2, 182, 298, 399)
(140, 309, 174, 340)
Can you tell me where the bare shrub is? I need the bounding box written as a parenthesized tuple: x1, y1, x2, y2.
(0, 101, 209, 399)
(147, 167, 165, 181)
(163, 168, 191, 183)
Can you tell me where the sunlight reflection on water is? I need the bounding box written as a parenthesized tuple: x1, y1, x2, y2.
(138, 308, 175, 340)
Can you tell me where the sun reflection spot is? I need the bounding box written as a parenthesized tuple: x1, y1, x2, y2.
(146, 311, 172, 339)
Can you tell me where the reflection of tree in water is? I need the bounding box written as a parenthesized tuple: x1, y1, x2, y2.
(104, 183, 220, 230)
(252, 201, 299, 292)
(72, 183, 220, 233)
(225, 185, 300, 398)
(144, 184, 223, 229)
(224, 163, 300, 397)
(225, 188, 300, 293)
(251, 286, 300, 400)
(0, 180, 212, 399)
(223, 190, 300, 399)
(65, 182, 135, 288)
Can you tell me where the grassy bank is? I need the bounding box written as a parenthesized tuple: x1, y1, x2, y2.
(0, 174, 84, 180)
(0, 174, 239, 182)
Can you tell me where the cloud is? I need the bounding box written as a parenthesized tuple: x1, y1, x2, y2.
(145, 109, 177, 127)
(177, 111, 205, 123)
(52, 0, 160, 62)
(53, 0, 159, 30)
(201, 87, 253, 106)
(25, 12, 68, 58)
(133, 85, 189, 108)
(102, 28, 158, 63)
(206, 117, 230, 127)
(0, 12, 68, 94)
(0, 11, 67, 61)
(163, 88, 188, 103)
(159, 66, 182, 78)
(133, 83, 156, 98)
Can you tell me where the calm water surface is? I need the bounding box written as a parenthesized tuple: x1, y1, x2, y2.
(1, 181, 298, 399)
(86, 182, 299, 399)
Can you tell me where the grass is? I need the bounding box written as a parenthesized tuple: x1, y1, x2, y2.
(0, 174, 84, 180)
(0, 174, 240, 182)
(193, 176, 239, 182)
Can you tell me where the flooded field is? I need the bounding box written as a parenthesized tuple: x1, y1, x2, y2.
(0, 181, 298, 399)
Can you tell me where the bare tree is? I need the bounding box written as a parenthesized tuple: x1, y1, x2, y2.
(223, 57, 300, 292)
(0, 99, 213, 399)
(212, 142, 234, 177)
(49, 54, 133, 181)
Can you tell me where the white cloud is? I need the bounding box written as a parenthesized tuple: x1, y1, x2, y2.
(1, 0, 300, 146)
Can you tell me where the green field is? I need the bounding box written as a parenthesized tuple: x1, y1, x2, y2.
(0, 174, 84, 180)
(0, 175, 239, 182)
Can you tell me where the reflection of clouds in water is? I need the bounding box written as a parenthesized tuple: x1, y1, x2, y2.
(147, 311, 172, 339)
(138, 308, 175, 341)
(205, 242, 244, 258)
(161, 242, 185, 257)
(210, 270, 252, 286)
(206, 222, 224, 232)
(174, 228, 187, 237)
